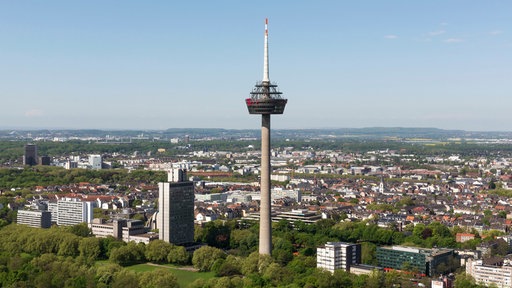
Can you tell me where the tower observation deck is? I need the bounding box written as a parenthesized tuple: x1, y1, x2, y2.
(246, 18, 287, 115)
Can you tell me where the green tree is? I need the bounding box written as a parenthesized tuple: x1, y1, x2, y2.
(167, 245, 190, 265)
(139, 269, 179, 288)
(96, 263, 123, 287)
(272, 237, 294, 265)
(200, 220, 232, 249)
(145, 240, 172, 263)
(66, 222, 92, 237)
(57, 234, 80, 257)
(361, 242, 377, 265)
(78, 237, 101, 263)
(192, 245, 226, 272)
(111, 269, 140, 288)
(109, 242, 145, 266)
(262, 263, 293, 287)
(230, 229, 258, 256)
(454, 272, 479, 288)
(214, 255, 242, 277)
(241, 251, 260, 275)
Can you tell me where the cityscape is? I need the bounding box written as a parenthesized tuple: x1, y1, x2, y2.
(2, 1, 512, 288)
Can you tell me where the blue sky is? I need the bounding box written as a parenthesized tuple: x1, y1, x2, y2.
(1, 1, 511, 131)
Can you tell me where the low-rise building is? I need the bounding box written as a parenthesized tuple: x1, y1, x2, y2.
(456, 233, 475, 243)
(89, 218, 158, 244)
(17, 210, 52, 228)
(274, 209, 322, 224)
(349, 264, 382, 275)
(376, 246, 459, 277)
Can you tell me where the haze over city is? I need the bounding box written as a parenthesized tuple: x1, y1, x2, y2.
(1, 1, 511, 131)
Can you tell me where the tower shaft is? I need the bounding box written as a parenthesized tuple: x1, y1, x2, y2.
(246, 18, 287, 256)
(259, 114, 272, 255)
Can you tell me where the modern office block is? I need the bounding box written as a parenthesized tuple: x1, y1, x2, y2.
(158, 168, 194, 245)
(376, 246, 459, 276)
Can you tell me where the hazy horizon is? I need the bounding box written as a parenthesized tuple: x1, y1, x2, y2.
(1, 125, 511, 133)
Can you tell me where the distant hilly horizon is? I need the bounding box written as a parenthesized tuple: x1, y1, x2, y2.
(0, 126, 477, 132)
(2, 127, 512, 140)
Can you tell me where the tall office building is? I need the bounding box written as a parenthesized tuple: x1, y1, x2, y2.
(158, 168, 194, 245)
(317, 242, 361, 273)
(245, 19, 287, 255)
(23, 144, 38, 166)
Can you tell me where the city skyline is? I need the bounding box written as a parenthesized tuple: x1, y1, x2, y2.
(1, 1, 511, 131)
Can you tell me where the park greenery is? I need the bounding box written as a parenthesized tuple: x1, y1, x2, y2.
(3, 138, 512, 166)
(0, 166, 167, 190)
(0, 215, 500, 287)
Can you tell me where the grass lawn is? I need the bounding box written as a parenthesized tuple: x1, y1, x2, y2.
(126, 263, 215, 287)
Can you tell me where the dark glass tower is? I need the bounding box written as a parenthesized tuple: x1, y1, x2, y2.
(23, 144, 38, 166)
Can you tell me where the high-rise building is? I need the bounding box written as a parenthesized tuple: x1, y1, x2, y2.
(23, 144, 38, 166)
(317, 242, 361, 273)
(245, 19, 287, 255)
(56, 198, 95, 226)
(158, 168, 194, 245)
(89, 154, 102, 170)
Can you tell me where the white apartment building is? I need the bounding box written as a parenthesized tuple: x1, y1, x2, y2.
(56, 198, 95, 226)
(466, 258, 512, 287)
(89, 154, 102, 170)
(17, 210, 52, 228)
(317, 242, 361, 273)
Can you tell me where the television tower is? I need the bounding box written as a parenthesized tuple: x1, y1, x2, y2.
(245, 18, 287, 255)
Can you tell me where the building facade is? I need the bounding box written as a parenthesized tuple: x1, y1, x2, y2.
(17, 210, 52, 228)
(89, 154, 102, 170)
(39, 156, 51, 166)
(56, 198, 95, 226)
(89, 218, 158, 244)
(376, 246, 459, 277)
(23, 144, 38, 166)
(466, 258, 512, 287)
(456, 233, 475, 243)
(317, 242, 361, 273)
(158, 169, 194, 245)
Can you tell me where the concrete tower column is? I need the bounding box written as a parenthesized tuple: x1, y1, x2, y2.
(245, 19, 286, 256)
(259, 114, 272, 255)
